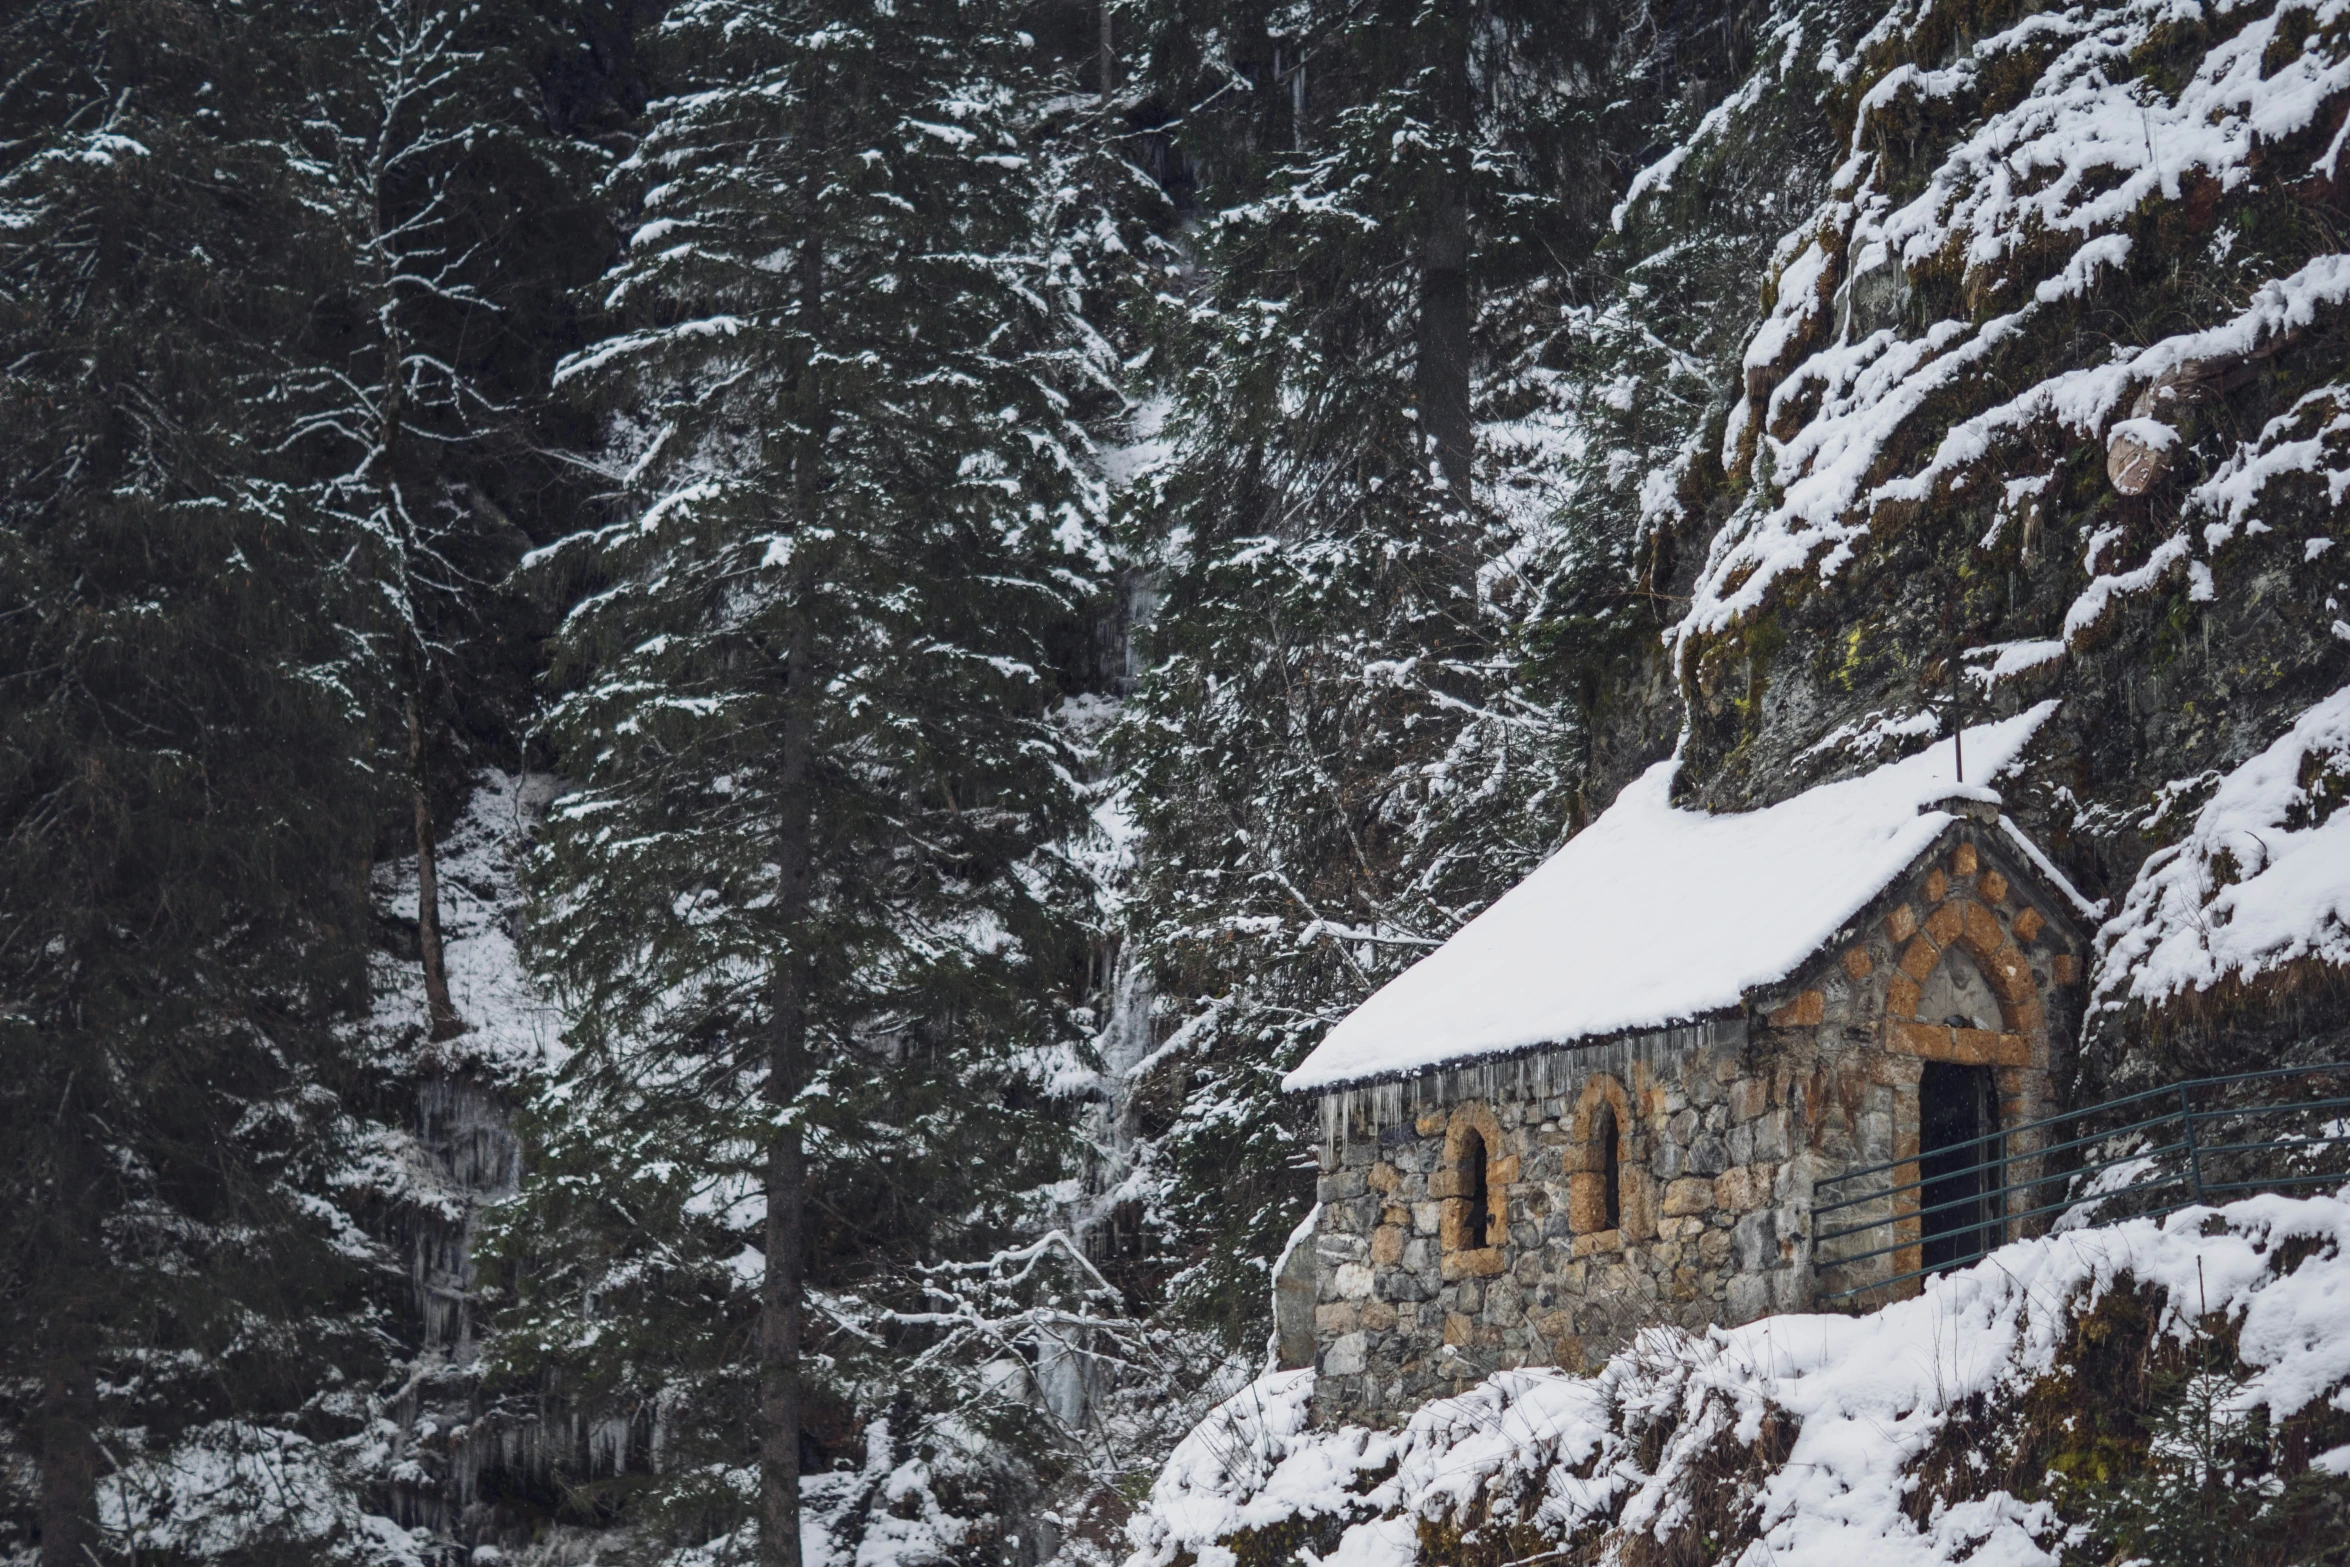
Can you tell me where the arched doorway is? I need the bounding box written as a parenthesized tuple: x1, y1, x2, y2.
(1919, 1060, 2000, 1272)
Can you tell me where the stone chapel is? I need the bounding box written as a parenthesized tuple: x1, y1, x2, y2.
(1273, 710, 2095, 1427)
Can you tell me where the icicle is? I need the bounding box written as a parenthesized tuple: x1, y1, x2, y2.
(1309, 1015, 1748, 1133)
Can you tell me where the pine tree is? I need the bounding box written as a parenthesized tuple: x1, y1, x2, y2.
(504, 3, 1115, 1559)
(1109, 0, 1782, 1338)
(1107, 0, 1592, 1339)
(0, 3, 394, 1558)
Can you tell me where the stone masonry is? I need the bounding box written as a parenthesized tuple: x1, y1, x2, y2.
(1298, 811, 2084, 1426)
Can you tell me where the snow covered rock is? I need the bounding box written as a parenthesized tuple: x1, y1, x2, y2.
(1127, 1189, 2350, 1567)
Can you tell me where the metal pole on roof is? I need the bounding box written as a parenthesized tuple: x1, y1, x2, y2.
(1951, 633, 1965, 784)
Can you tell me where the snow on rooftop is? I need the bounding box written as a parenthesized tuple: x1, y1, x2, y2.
(1282, 703, 2060, 1094)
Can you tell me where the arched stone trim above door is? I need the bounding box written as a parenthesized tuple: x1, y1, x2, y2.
(1880, 851, 2053, 1071)
(1870, 834, 2073, 1292)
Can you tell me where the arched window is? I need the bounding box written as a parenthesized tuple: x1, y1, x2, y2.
(1593, 1101, 1622, 1233)
(1460, 1128, 1490, 1249)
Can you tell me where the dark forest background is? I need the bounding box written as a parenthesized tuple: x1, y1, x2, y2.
(8, 0, 2349, 1562)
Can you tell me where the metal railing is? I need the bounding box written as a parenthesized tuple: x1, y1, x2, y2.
(1812, 1063, 2350, 1303)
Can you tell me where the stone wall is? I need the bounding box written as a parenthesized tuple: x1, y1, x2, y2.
(1305, 821, 2082, 1428)
(1306, 1029, 1816, 1424)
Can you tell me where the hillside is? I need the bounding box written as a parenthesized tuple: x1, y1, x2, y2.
(1128, 1192, 2350, 1566)
(1627, 0, 2350, 1100)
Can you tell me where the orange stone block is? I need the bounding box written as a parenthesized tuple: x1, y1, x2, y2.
(1887, 972, 1921, 1017)
(2052, 953, 2079, 984)
(1567, 1172, 1611, 1234)
(1619, 1172, 1657, 1243)
(1442, 1246, 1506, 1281)
(1990, 942, 2033, 994)
(1845, 947, 1875, 979)
(1962, 900, 2005, 956)
(2014, 907, 2045, 943)
(1924, 868, 1950, 903)
(1893, 1023, 2032, 1065)
(1661, 1177, 1715, 1217)
(1887, 903, 1919, 944)
(1979, 870, 2008, 904)
(1950, 1028, 2001, 1065)
(1952, 842, 1978, 876)
(1444, 1311, 1475, 1345)
(1887, 1020, 1952, 1058)
(1870, 1050, 1922, 1086)
(2000, 996, 2045, 1034)
(1925, 901, 1964, 947)
(1715, 1164, 1772, 1211)
(1901, 937, 1942, 980)
(1769, 989, 1825, 1028)
(1368, 1161, 1401, 1193)
(1370, 1225, 1405, 1265)
(1488, 1154, 1521, 1187)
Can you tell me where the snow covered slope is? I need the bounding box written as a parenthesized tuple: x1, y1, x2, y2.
(1126, 1190, 2350, 1567)
(1609, 0, 2350, 1082)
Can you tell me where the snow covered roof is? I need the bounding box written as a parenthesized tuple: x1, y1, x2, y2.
(1283, 704, 2066, 1094)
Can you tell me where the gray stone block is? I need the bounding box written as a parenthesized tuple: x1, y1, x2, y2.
(1733, 1209, 1778, 1274)
(1319, 1168, 1367, 1202)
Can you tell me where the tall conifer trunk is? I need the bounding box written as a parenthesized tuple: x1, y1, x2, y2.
(1416, 1, 1474, 500)
(760, 873, 809, 1567)
(36, 1359, 95, 1567)
(761, 220, 825, 1567)
(761, 635, 813, 1567)
(36, 1106, 97, 1567)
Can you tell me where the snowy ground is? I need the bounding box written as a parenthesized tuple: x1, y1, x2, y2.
(364, 768, 566, 1077)
(81, 773, 567, 1567)
(1126, 1189, 2350, 1567)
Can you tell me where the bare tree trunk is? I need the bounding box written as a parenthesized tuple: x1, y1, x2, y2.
(759, 218, 826, 1567)
(1099, 0, 1115, 101)
(409, 697, 464, 1041)
(1415, 2, 1474, 501)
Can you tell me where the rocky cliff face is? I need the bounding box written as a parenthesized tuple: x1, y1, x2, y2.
(1618, 0, 2350, 1091)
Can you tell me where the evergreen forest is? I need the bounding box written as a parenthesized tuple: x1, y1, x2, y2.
(9, 0, 2350, 1562)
